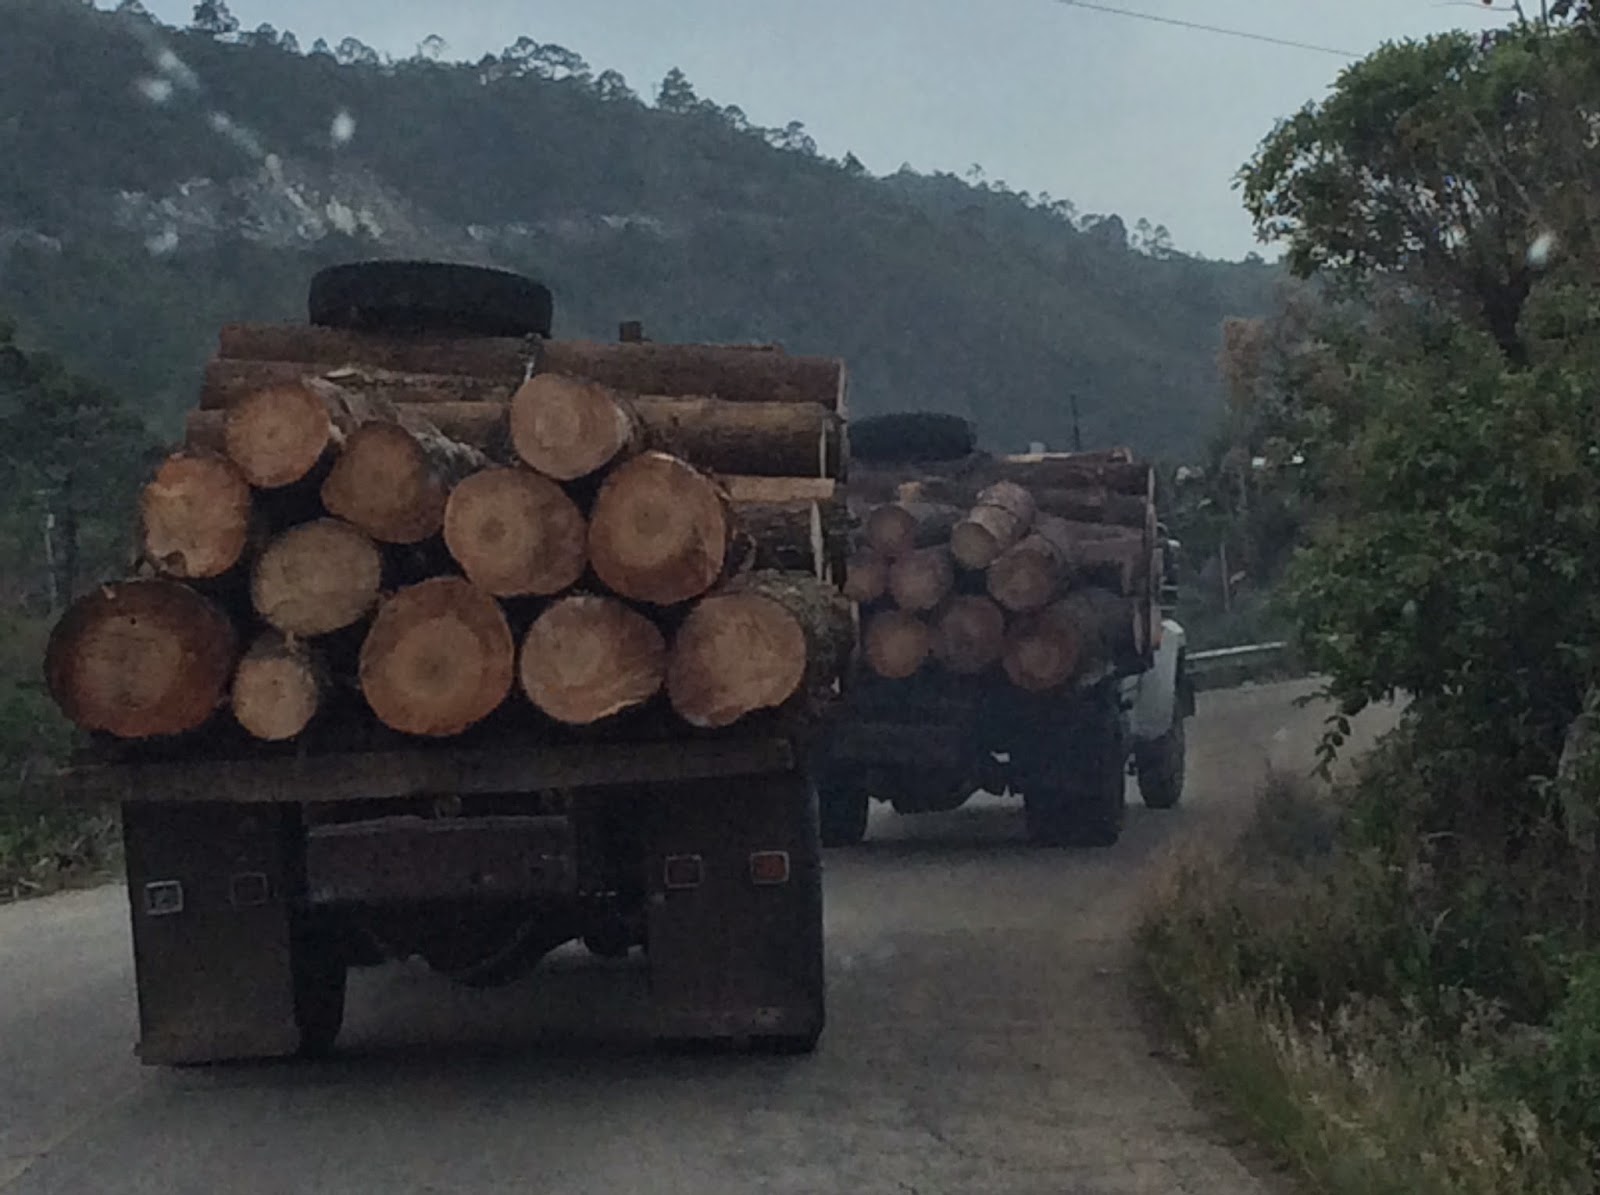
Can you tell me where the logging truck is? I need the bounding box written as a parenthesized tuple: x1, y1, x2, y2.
(54, 261, 853, 1064)
(813, 415, 1194, 848)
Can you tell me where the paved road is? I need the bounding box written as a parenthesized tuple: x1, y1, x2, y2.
(0, 680, 1398, 1195)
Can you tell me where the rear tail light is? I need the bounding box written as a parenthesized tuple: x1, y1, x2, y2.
(663, 854, 704, 890)
(749, 851, 791, 886)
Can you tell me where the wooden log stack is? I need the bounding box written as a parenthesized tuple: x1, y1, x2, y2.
(845, 450, 1161, 695)
(46, 323, 855, 747)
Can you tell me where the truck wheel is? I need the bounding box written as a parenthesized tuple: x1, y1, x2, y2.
(1022, 691, 1127, 848)
(817, 778, 869, 848)
(292, 937, 348, 1059)
(308, 260, 554, 338)
(1136, 715, 1186, 810)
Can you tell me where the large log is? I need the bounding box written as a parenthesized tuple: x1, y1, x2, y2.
(862, 609, 931, 680)
(358, 577, 515, 738)
(931, 596, 1006, 675)
(231, 632, 324, 742)
(216, 322, 535, 377)
(587, 452, 730, 605)
(321, 420, 489, 544)
(189, 402, 511, 462)
(518, 595, 667, 726)
(887, 546, 955, 612)
(635, 396, 842, 479)
(1002, 589, 1138, 692)
(45, 580, 237, 739)
(986, 516, 1147, 613)
(199, 358, 517, 411)
(443, 467, 587, 597)
(539, 341, 847, 412)
(509, 373, 642, 481)
(843, 548, 889, 603)
(864, 501, 962, 559)
(666, 571, 854, 729)
(251, 518, 383, 637)
(138, 452, 255, 580)
(949, 481, 1035, 570)
(217, 380, 346, 490)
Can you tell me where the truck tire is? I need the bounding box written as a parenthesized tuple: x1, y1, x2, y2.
(308, 260, 554, 338)
(817, 776, 869, 848)
(1021, 689, 1127, 848)
(292, 935, 348, 1059)
(1136, 714, 1186, 810)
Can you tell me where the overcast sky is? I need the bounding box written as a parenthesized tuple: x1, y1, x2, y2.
(134, 0, 1500, 261)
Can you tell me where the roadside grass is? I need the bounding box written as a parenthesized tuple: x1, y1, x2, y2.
(0, 615, 120, 901)
(1139, 759, 1599, 1195)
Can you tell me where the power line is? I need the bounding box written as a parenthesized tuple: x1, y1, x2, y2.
(1052, 0, 1363, 58)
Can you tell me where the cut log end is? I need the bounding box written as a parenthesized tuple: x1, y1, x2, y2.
(444, 467, 588, 597)
(251, 518, 383, 637)
(667, 593, 807, 729)
(932, 596, 1006, 675)
(139, 452, 254, 579)
(863, 609, 931, 680)
(510, 373, 638, 481)
(887, 546, 955, 613)
(843, 549, 888, 603)
(359, 577, 514, 738)
(1002, 606, 1084, 693)
(224, 383, 337, 489)
(45, 580, 237, 739)
(588, 451, 729, 605)
(231, 634, 321, 742)
(320, 422, 448, 544)
(519, 595, 666, 726)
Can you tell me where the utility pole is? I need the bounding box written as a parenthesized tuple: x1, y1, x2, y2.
(1070, 393, 1083, 452)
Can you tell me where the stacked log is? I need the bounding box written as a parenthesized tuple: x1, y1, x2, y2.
(44, 324, 854, 746)
(843, 448, 1160, 695)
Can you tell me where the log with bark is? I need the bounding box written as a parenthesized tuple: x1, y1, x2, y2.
(949, 480, 1036, 570)
(138, 451, 255, 580)
(251, 518, 383, 637)
(886, 476, 1149, 529)
(666, 571, 854, 729)
(587, 451, 730, 605)
(45, 580, 238, 739)
(887, 546, 955, 612)
(931, 595, 1006, 675)
(199, 358, 516, 412)
(1002, 589, 1138, 693)
(843, 548, 889, 603)
(864, 501, 962, 559)
(992, 454, 1153, 498)
(189, 401, 511, 462)
(321, 419, 489, 544)
(358, 577, 515, 738)
(539, 341, 848, 412)
(862, 609, 931, 680)
(986, 516, 1148, 613)
(509, 373, 641, 481)
(216, 322, 536, 378)
(635, 396, 842, 479)
(518, 595, 667, 726)
(729, 494, 849, 581)
(442, 467, 588, 597)
(231, 632, 324, 742)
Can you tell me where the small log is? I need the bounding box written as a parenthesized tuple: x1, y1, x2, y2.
(1003, 589, 1137, 692)
(887, 546, 955, 612)
(587, 452, 730, 605)
(138, 452, 254, 580)
(199, 358, 515, 411)
(730, 497, 848, 581)
(216, 322, 535, 378)
(843, 548, 889, 603)
(862, 609, 931, 680)
(231, 632, 324, 742)
(986, 516, 1147, 613)
(443, 467, 587, 597)
(518, 595, 667, 726)
(45, 580, 237, 739)
(931, 596, 1006, 675)
(321, 420, 489, 544)
(994, 454, 1153, 498)
(721, 476, 837, 504)
(509, 373, 642, 481)
(251, 518, 383, 637)
(359, 577, 515, 738)
(190, 402, 512, 461)
(219, 381, 346, 490)
(666, 571, 854, 729)
(864, 501, 962, 559)
(539, 340, 847, 412)
(635, 396, 842, 479)
(950, 481, 1036, 570)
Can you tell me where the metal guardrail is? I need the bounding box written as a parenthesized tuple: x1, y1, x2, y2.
(1186, 641, 1298, 690)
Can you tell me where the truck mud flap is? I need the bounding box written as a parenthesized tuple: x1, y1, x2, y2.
(122, 803, 300, 1065)
(645, 772, 824, 1043)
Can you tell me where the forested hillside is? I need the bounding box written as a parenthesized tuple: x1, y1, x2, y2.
(0, 0, 1275, 458)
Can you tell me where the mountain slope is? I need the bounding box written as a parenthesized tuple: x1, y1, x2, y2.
(0, 0, 1276, 458)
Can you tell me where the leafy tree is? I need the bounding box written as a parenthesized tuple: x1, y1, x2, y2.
(189, 0, 237, 36)
(335, 37, 379, 67)
(594, 69, 636, 104)
(310, 36, 333, 57)
(656, 67, 699, 114)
